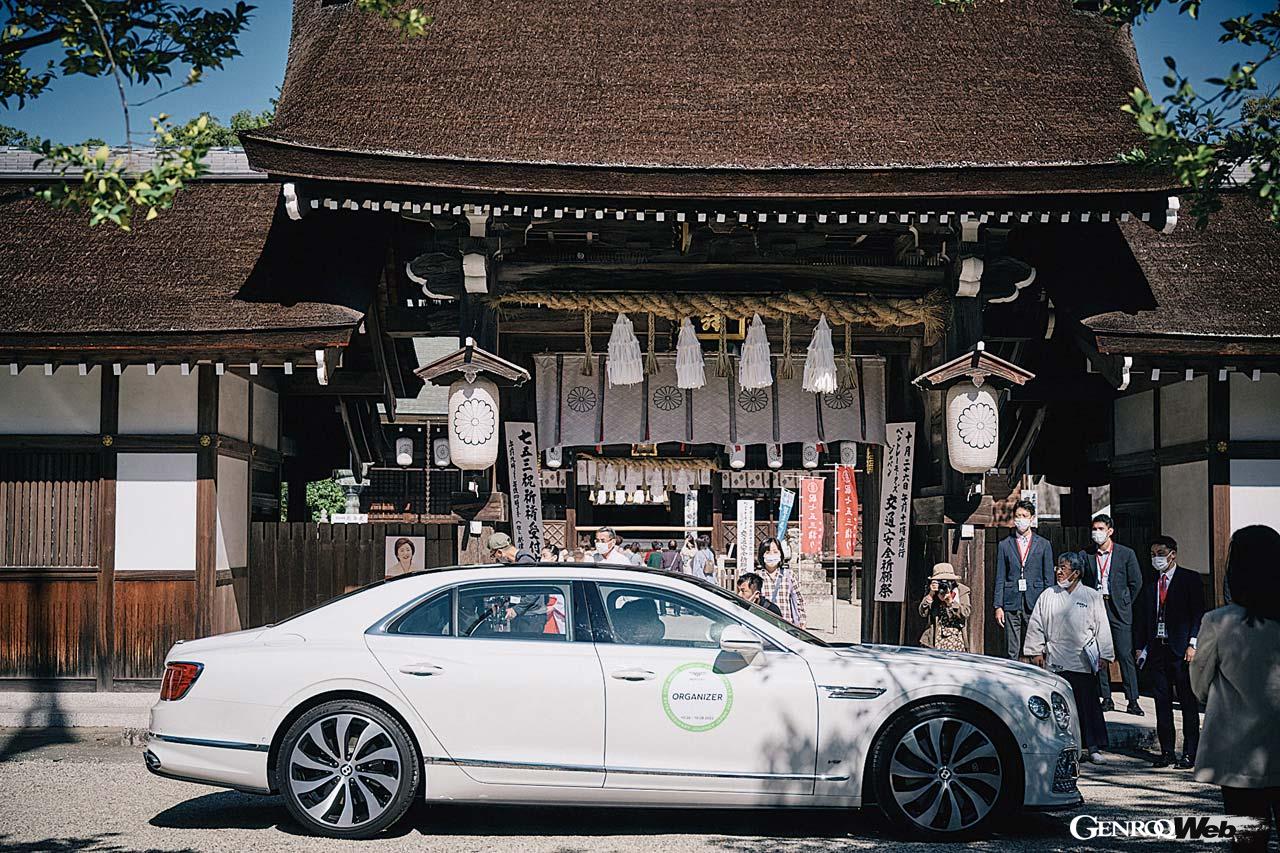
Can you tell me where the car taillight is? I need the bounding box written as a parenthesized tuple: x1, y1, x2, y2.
(160, 662, 203, 701)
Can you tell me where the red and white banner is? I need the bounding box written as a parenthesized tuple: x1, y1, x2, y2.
(799, 477, 825, 556)
(835, 465, 859, 558)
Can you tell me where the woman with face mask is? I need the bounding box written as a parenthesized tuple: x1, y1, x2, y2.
(755, 537, 806, 628)
(1023, 551, 1115, 764)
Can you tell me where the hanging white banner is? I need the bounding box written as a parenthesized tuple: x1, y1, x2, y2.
(684, 489, 699, 539)
(874, 422, 915, 603)
(504, 421, 545, 555)
(737, 499, 757, 571)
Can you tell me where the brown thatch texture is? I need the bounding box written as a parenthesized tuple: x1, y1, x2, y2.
(1086, 193, 1280, 341)
(0, 182, 371, 337)
(248, 0, 1155, 195)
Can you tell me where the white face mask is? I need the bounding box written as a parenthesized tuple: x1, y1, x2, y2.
(763, 553, 781, 568)
(1014, 517, 1032, 533)
(1057, 576, 1076, 589)
(1091, 530, 1108, 545)
(596, 541, 611, 555)
(1152, 556, 1170, 571)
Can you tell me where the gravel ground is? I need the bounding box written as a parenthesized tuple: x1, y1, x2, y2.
(0, 728, 1262, 853)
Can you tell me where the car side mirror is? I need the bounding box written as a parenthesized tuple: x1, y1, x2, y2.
(719, 624, 764, 660)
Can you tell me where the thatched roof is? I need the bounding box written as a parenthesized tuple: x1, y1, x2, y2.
(244, 0, 1173, 202)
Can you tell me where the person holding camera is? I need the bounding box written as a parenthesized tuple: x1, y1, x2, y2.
(918, 563, 971, 652)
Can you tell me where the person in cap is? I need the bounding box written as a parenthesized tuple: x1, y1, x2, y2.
(918, 563, 972, 652)
(487, 532, 536, 564)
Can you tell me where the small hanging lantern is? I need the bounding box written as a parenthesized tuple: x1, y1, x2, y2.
(415, 338, 530, 472)
(802, 442, 820, 469)
(802, 315, 838, 394)
(913, 341, 1036, 475)
(395, 436, 414, 467)
(839, 441, 858, 467)
(545, 447, 563, 469)
(675, 318, 706, 389)
(738, 314, 772, 389)
(606, 313, 644, 387)
(727, 443, 746, 470)
(766, 443, 783, 469)
(432, 438, 452, 467)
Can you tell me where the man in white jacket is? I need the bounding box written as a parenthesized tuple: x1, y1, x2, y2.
(1023, 551, 1115, 764)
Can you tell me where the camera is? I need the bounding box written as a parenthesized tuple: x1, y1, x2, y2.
(934, 579, 955, 596)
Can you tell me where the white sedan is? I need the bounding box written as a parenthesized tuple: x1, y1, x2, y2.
(146, 564, 1082, 840)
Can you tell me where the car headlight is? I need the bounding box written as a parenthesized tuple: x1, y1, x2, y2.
(1027, 695, 1051, 720)
(1051, 691, 1072, 732)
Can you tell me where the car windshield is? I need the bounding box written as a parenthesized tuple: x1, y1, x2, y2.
(695, 581, 831, 647)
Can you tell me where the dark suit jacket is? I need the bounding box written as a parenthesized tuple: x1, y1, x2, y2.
(1136, 566, 1205, 658)
(993, 532, 1055, 612)
(1081, 542, 1143, 625)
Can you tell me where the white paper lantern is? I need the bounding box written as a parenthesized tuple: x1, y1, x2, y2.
(946, 381, 1000, 474)
(802, 442, 820, 469)
(727, 444, 746, 470)
(766, 443, 783, 469)
(839, 441, 858, 467)
(395, 436, 414, 467)
(545, 447, 563, 469)
(614, 488, 628, 504)
(447, 377, 500, 470)
(431, 438, 451, 467)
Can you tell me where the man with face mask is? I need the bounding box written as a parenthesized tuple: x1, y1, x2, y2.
(592, 526, 633, 565)
(993, 499, 1056, 660)
(1136, 535, 1204, 769)
(1082, 514, 1145, 715)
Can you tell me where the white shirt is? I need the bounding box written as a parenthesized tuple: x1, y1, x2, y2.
(1022, 582, 1115, 674)
(594, 546, 633, 566)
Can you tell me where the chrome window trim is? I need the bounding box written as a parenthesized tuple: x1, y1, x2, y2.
(424, 755, 847, 782)
(368, 579, 582, 643)
(592, 581, 788, 654)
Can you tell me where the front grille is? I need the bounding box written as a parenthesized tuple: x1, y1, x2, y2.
(1054, 748, 1080, 794)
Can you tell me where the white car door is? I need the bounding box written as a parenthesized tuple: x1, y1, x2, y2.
(588, 581, 820, 795)
(366, 578, 606, 787)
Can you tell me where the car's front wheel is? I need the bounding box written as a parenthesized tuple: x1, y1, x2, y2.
(278, 700, 420, 839)
(869, 700, 1020, 839)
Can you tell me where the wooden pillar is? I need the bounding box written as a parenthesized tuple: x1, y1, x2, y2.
(861, 444, 882, 640)
(1208, 373, 1230, 607)
(564, 456, 578, 550)
(95, 369, 119, 692)
(711, 470, 724, 552)
(194, 366, 218, 638)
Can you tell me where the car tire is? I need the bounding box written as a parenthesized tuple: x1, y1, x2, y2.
(277, 699, 420, 839)
(869, 699, 1020, 840)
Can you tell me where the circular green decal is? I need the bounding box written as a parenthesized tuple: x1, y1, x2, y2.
(661, 662, 733, 732)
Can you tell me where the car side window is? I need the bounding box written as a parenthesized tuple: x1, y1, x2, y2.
(456, 582, 572, 642)
(595, 583, 740, 649)
(388, 590, 453, 636)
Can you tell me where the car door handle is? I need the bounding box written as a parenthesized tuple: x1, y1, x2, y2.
(399, 663, 444, 677)
(610, 668, 656, 681)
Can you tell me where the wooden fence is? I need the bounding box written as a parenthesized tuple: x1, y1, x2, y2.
(246, 523, 455, 628)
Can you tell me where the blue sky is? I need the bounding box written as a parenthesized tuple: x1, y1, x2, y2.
(2, 1, 1278, 145)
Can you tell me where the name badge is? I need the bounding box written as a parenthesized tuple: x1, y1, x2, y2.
(1156, 621, 1167, 639)
(1017, 579, 1028, 592)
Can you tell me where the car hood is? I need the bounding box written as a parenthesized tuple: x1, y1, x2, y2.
(809, 643, 1069, 694)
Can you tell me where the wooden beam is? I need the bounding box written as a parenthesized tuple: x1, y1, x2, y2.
(95, 369, 119, 691)
(496, 261, 943, 291)
(194, 365, 218, 639)
(1208, 371, 1230, 608)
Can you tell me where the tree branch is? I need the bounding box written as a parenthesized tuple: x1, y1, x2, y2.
(78, 0, 131, 153)
(0, 28, 64, 57)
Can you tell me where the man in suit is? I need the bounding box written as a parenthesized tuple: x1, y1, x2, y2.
(1083, 514, 1144, 715)
(1136, 534, 1204, 769)
(994, 499, 1056, 660)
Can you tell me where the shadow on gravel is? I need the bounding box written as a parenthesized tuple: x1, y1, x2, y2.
(0, 832, 197, 853)
(0, 696, 75, 762)
(149, 790, 286, 831)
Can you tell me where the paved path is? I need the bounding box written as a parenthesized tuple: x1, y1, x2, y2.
(0, 728, 1250, 853)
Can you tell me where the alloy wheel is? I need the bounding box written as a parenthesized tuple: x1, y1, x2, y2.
(887, 716, 1003, 833)
(286, 712, 403, 829)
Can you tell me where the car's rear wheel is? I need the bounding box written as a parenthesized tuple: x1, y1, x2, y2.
(870, 700, 1019, 839)
(278, 700, 419, 839)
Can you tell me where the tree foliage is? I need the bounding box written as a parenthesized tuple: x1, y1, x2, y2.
(934, 0, 1280, 227)
(279, 478, 350, 522)
(1, 1, 426, 229)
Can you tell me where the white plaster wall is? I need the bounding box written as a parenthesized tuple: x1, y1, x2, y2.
(1114, 390, 1154, 455)
(218, 373, 250, 442)
(1160, 376, 1208, 448)
(252, 386, 279, 450)
(118, 366, 198, 434)
(0, 367, 100, 434)
(115, 453, 197, 571)
(1160, 460, 1209, 573)
(1230, 459, 1280, 534)
(216, 455, 249, 570)
(1230, 373, 1280, 441)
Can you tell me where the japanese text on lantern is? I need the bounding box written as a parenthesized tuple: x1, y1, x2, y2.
(504, 422, 545, 555)
(800, 477, 824, 556)
(836, 465, 858, 558)
(874, 423, 915, 602)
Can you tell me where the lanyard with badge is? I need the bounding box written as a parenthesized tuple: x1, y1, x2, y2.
(1016, 535, 1030, 592)
(1157, 574, 1169, 640)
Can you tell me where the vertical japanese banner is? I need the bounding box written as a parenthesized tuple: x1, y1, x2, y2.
(684, 489, 699, 539)
(874, 422, 916, 603)
(776, 487, 796, 539)
(836, 465, 859, 558)
(799, 477, 825, 556)
(736, 499, 756, 570)
(504, 421, 544, 555)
